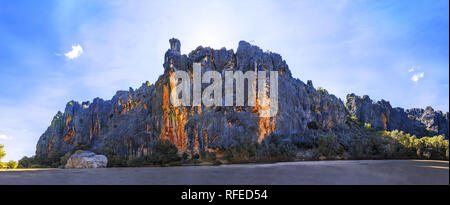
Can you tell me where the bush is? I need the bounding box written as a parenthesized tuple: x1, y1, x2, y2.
(220, 135, 260, 162)
(18, 156, 32, 168)
(182, 152, 189, 161)
(291, 133, 315, 149)
(126, 157, 145, 167)
(317, 87, 328, 94)
(6, 160, 18, 169)
(30, 164, 43, 168)
(106, 155, 127, 167)
(223, 149, 233, 161)
(17, 156, 49, 168)
(200, 151, 216, 162)
(60, 152, 72, 166)
(379, 130, 449, 160)
(315, 131, 344, 157)
(145, 140, 180, 165)
(258, 133, 297, 161)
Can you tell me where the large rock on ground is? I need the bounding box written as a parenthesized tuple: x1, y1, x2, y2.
(65, 150, 108, 169)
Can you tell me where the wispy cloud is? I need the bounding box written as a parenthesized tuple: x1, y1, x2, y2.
(0, 134, 13, 141)
(411, 72, 424, 83)
(408, 65, 422, 73)
(64, 44, 83, 59)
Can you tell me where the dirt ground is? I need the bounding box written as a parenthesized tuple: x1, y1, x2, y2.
(0, 160, 448, 185)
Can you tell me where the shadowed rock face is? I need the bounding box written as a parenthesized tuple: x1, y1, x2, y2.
(346, 94, 449, 137)
(35, 39, 447, 159)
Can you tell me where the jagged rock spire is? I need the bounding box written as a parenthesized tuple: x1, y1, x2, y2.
(169, 38, 181, 53)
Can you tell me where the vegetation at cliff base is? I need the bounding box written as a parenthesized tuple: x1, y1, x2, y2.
(106, 139, 181, 167)
(312, 126, 449, 160)
(15, 125, 449, 169)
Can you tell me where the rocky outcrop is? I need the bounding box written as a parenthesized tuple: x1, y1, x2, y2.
(65, 150, 108, 168)
(35, 39, 448, 162)
(36, 39, 348, 159)
(346, 94, 448, 137)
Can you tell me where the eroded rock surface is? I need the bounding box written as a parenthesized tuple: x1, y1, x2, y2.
(65, 150, 107, 169)
(35, 39, 448, 161)
(346, 94, 448, 137)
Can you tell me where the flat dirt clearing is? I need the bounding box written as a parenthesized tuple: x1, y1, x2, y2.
(0, 160, 448, 185)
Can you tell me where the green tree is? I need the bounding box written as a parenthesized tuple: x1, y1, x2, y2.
(146, 140, 180, 165)
(6, 160, 18, 169)
(18, 156, 32, 168)
(317, 87, 328, 94)
(0, 144, 6, 162)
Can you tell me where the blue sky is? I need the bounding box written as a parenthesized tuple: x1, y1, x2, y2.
(0, 0, 448, 161)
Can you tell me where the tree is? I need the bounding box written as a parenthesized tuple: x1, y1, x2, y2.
(146, 140, 180, 165)
(316, 131, 344, 157)
(0, 144, 6, 162)
(18, 156, 32, 168)
(6, 160, 18, 169)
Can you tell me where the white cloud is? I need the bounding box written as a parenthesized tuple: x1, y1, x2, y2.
(411, 72, 424, 83)
(64, 44, 83, 59)
(0, 134, 13, 141)
(409, 65, 422, 73)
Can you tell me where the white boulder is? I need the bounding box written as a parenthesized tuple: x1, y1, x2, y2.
(65, 150, 108, 169)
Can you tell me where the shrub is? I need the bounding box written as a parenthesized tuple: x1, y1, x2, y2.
(315, 131, 344, 157)
(223, 149, 233, 161)
(258, 133, 297, 160)
(220, 135, 260, 162)
(379, 130, 449, 160)
(60, 152, 72, 166)
(18, 156, 33, 168)
(6, 160, 18, 169)
(106, 155, 127, 167)
(126, 157, 145, 167)
(30, 164, 43, 168)
(446, 148, 449, 160)
(317, 87, 328, 94)
(200, 151, 216, 162)
(145, 140, 180, 165)
(291, 133, 315, 149)
(182, 152, 189, 161)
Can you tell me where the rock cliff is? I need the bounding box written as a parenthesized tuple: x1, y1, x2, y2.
(35, 39, 448, 161)
(346, 94, 448, 137)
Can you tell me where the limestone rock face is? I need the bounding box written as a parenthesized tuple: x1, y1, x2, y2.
(35, 39, 448, 161)
(346, 94, 448, 137)
(65, 150, 108, 169)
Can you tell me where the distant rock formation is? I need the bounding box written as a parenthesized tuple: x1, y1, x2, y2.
(35, 39, 448, 160)
(346, 93, 448, 137)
